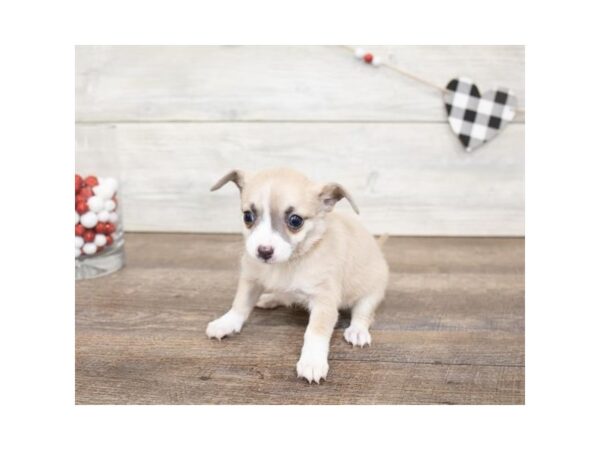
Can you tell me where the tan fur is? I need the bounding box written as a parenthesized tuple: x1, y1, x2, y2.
(206, 168, 389, 383)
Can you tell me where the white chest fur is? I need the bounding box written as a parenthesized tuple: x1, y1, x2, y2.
(255, 261, 317, 302)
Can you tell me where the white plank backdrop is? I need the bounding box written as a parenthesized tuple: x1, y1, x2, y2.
(75, 46, 524, 236)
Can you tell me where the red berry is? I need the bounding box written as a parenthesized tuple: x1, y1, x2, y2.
(75, 224, 84, 236)
(75, 201, 89, 214)
(363, 53, 373, 63)
(75, 194, 85, 205)
(75, 174, 83, 193)
(79, 187, 93, 198)
(104, 223, 115, 234)
(106, 235, 114, 246)
(83, 230, 95, 242)
(85, 176, 99, 187)
(95, 222, 106, 234)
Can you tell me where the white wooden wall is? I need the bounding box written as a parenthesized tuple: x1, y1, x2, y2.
(75, 46, 524, 236)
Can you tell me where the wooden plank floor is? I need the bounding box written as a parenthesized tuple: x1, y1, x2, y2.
(76, 233, 524, 404)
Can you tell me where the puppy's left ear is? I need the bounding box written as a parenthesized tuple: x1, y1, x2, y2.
(319, 183, 360, 214)
(210, 169, 245, 192)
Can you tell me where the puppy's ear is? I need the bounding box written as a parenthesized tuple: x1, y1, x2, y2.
(210, 170, 245, 192)
(318, 182, 360, 214)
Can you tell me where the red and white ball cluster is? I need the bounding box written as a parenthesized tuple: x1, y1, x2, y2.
(354, 48, 382, 67)
(75, 174, 119, 258)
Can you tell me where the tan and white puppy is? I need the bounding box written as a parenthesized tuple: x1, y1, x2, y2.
(206, 168, 389, 383)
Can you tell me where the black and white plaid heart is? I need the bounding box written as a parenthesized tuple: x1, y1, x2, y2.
(444, 77, 517, 152)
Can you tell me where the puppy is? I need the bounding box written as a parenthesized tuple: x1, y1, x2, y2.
(206, 168, 389, 383)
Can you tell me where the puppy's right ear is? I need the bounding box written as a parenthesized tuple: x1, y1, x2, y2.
(210, 170, 245, 192)
(318, 182, 360, 214)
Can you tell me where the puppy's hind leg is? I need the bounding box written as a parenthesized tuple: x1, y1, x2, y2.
(256, 292, 294, 309)
(344, 291, 385, 347)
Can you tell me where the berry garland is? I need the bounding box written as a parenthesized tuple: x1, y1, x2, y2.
(344, 46, 523, 152)
(353, 47, 381, 66)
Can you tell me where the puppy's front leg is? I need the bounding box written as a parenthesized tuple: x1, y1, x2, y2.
(206, 276, 263, 340)
(296, 298, 339, 383)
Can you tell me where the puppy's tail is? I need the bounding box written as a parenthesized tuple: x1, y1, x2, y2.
(376, 233, 390, 248)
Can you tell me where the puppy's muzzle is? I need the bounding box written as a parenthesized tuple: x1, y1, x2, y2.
(257, 245, 274, 261)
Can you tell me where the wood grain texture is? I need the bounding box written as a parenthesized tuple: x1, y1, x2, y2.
(76, 46, 525, 123)
(76, 122, 524, 236)
(76, 233, 524, 404)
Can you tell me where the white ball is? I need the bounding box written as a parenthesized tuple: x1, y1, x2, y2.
(372, 56, 382, 67)
(92, 184, 115, 200)
(354, 47, 366, 59)
(82, 243, 97, 255)
(75, 211, 80, 225)
(97, 210, 110, 222)
(87, 195, 104, 213)
(104, 199, 116, 212)
(94, 234, 107, 246)
(75, 247, 81, 258)
(108, 212, 119, 224)
(75, 236, 84, 248)
(80, 211, 98, 229)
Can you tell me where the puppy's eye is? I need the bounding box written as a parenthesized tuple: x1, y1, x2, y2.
(287, 214, 304, 230)
(243, 210, 255, 226)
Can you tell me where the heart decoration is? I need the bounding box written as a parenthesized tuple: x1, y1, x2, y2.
(444, 77, 517, 152)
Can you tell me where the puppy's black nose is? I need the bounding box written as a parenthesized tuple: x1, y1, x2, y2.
(257, 245, 274, 260)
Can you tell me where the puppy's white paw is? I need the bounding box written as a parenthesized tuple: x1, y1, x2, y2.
(206, 310, 245, 340)
(296, 335, 330, 384)
(296, 356, 329, 384)
(344, 325, 372, 347)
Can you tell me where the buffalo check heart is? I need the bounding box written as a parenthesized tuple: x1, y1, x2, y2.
(444, 77, 517, 152)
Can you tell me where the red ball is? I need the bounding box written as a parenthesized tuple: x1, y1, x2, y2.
(104, 222, 115, 234)
(106, 235, 114, 246)
(83, 230, 96, 242)
(95, 222, 106, 234)
(85, 176, 99, 187)
(75, 174, 83, 193)
(75, 194, 85, 205)
(363, 53, 373, 63)
(75, 201, 89, 214)
(79, 187, 94, 199)
(75, 224, 84, 236)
